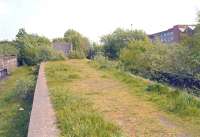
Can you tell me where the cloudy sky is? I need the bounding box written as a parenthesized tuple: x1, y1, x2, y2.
(0, 0, 199, 42)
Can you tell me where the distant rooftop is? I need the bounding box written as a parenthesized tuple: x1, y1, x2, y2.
(148, 25, 196, 44)
(149, 25, 196, 36)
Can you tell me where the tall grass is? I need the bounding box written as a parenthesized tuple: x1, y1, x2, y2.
(0, 67, 36, 137)
(91, 58, 200, 118)
(45, 61, 125, 137)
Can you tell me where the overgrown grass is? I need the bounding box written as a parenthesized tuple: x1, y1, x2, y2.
(89, 58, 200, 136)
(90, 58, 200, 118)
(114, 71, 200, 118)
(0, 67, 36, 137)
(45, 61, 125, 137)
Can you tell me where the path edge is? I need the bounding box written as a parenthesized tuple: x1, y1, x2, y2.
(27, 63, 59, 137)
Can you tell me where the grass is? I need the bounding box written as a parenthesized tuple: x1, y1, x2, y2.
(0, 67, 36, 137)
(90, 58, 200, 117)
(45, 61, 125, 137)
(113, 71, 200, 117)
(89, 59, 200, 136)
(45, 60, 200, 136)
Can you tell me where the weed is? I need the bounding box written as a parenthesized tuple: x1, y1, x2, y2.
(0, 67, 36, 137)
(146, 83, 169, 95)
(45, 61, 125, 137)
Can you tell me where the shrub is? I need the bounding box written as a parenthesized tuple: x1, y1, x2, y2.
(0, 41, 18, 56)
(15, 76, 36, 100)
(16, 29, 65, 66)
(101, 28, 148, 59)
(68, 50, 85, 59)
(93, 55, 118, 69)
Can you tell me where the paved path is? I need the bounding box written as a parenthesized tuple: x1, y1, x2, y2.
(27, 63, 59, 137)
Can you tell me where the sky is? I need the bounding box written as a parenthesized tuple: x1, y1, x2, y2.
(0, 0, 200, 42)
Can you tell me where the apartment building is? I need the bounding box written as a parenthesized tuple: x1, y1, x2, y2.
(149, 25, 196, 44)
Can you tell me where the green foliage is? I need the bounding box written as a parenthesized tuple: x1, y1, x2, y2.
(0, 41, 18, 55)
(52, 37, 65, 43)
(146, 83, 200, 117)
(0, 67, 36, 137)
(101, 28, 148, 59)
(64, 29, 90, 54)
(91, 55, 200, 118)
(16, 28, 64, 65)
(68, 50, 86, 59)
(119, 39, 200, 80)
(93, 55, 118, 69)
(194, 11, 200, 34)
(86, 43, 103, 59)
(104, 65, 200, 118)
(120, 40, 153, 75)
(49, 88, 123, 137)
(15, 76, 36, 100)
(146, 83, 169, 95)
(45, 62, 80, 82)
(45, 61, 124, 137)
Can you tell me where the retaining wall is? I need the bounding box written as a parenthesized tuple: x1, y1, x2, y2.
(27, 63, 59, 137)
(0, 55, 17, 79)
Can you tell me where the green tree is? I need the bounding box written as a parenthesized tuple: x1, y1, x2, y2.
(52, 38, 65, 43)
(101, 28, 148, 59)
(120, 40, 154, 75)
(64, 29, 90, 52)
(120, 39, 190, 78)
(0, 41, 18, 56)
(16, 28, 64, 65)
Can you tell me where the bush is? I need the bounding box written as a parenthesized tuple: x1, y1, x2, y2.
(15, 76, 36, 100)
(119, 40, 200, 93)
(101, 28, 148, 59)
(68, 50, 85, 59)
(93, 55, 118, 69)
(16, 29, 65, 66)
(0, 41, 18, 56)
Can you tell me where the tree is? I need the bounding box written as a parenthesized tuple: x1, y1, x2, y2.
(120, 40, 154, 75)
(101, 28, 148, 59)
(64, 29, 90, 52)
(0, 41, 18, 56)
(86, 42, 103, 59)
(16, 28, 27, 40)
(52, 38, 65, 43)
(15, 28, 64, 65)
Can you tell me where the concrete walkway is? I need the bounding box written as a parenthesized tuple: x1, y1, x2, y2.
(27, 63, 59, 137)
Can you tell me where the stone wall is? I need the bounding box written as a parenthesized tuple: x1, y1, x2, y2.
(0, 69, 7, 79)
(0, 55, 17, 79)
(27, 63, 59, 137)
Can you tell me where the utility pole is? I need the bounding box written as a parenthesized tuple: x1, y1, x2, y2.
(131, 24, 133, 31)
